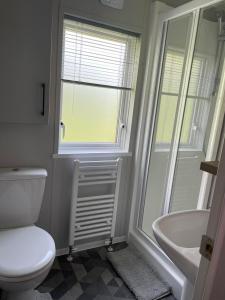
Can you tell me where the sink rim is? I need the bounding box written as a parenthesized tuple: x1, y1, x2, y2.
(152, 209, 210, 284)
(152, 209, 209, 248)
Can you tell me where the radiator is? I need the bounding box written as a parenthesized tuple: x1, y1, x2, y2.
(68, 158, 122, 252)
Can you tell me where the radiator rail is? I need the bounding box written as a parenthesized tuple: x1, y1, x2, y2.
(68, 158, 122, 252)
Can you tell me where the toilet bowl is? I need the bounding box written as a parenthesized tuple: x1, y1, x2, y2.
(0, 168, 56, 300)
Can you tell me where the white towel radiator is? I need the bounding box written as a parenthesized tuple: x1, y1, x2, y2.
(68, 158, 122, 256)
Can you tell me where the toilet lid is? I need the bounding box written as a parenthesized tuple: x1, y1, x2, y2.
(0, 226, 55, 278)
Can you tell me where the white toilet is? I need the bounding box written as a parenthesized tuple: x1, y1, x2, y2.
(0, 168, 56, 300)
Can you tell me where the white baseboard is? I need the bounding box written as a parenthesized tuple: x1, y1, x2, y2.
(113, 235, 127, 243)
(56, 247, 69, 256)
(129, 230, 184, 300)
(56, 235, 127, 256)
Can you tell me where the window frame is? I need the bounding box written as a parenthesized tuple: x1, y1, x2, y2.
(56, 15, 140, 154)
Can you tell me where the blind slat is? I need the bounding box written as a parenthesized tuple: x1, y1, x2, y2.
(62, 19, 138, 89)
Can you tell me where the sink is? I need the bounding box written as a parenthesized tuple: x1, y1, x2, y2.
(152, 209, 210, 284)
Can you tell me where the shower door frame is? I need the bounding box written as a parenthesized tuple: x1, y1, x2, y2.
(137, 0, 225, 236)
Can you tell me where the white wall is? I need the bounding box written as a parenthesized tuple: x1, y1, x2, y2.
(63, 0, 149, 33)
(0, 0, 151, 251)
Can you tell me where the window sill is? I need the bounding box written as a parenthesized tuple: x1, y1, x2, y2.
(53, 150, 132, 159)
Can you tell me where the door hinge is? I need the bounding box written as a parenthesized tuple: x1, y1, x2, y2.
(200, 235, 214, 261)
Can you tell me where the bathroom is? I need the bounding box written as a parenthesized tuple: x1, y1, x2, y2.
(0, 0, 225, 299)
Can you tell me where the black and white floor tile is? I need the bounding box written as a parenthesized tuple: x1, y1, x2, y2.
(38, 245, 176, 300)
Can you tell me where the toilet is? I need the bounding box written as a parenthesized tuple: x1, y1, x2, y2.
(0, 168, 56, 300)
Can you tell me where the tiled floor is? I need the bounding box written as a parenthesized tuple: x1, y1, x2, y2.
(38, 246, 176, 300)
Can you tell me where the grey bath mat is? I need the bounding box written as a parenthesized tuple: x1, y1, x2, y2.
(107, 246, 171, 300)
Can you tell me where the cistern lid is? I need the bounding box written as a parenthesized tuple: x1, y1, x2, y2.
(0, 168, 47, 180)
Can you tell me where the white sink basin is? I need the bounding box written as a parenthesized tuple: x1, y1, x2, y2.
(152, 209, 210, 284)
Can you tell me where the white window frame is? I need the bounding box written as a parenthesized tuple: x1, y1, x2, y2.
(55, 14, 140, 154)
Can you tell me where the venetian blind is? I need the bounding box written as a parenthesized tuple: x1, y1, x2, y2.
(62, 18, 139, 90)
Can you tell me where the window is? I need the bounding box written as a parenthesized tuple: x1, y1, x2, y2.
(59, 18, 139, 152)
(156, 48, 211, 150)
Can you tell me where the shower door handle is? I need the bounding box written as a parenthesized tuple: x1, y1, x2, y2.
(200, 161, 219, 175)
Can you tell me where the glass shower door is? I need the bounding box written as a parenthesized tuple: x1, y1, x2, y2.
(139, 0, 225, 244)
(140, 13, 194, 240)
(169, 2, 225, 212)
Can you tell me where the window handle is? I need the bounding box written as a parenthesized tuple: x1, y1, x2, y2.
(60, 121, 65, 138)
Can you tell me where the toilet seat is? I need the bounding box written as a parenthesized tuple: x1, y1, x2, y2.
(0, 258, 54, 283)
(0, 226, 55, 279)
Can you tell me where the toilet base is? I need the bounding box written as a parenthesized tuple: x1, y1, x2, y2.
(1, 290, 52, 300)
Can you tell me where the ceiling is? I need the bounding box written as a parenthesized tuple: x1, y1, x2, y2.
(157, 0, 192, 7)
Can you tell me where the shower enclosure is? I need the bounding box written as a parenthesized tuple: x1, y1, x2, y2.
(138, 0, 225, 240)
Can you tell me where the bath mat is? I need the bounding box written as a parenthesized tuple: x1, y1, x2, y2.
(107, 246, 171, 300)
